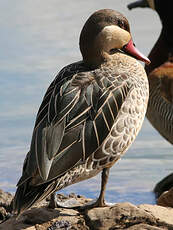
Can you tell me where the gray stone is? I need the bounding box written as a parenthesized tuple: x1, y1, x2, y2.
(1, 190, 173, 230)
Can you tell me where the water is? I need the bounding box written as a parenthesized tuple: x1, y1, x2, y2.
(0, 0, 172, 205)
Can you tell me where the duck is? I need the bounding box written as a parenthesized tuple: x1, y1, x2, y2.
(128, 0, 173, 197)
(13, 9, 150, 215)
(128, 0, 173, 142)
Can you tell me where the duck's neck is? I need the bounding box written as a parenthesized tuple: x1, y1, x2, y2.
(83, 49, 111, 69)
(83, 50, 146, 80)
(145, 29, 170, 75)
(106, 51, 146, 76)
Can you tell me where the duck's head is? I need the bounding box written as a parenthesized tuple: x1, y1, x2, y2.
(128, 0, 170, 20)
(79, 9, 150, 68)
(127, 0, 154, 10)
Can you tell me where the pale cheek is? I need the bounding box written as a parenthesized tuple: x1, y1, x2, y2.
(112, 32, 131, 48)
(104, 26, 131, 49)
(103, 34, 131, 50)
(96, 25, 131, 51)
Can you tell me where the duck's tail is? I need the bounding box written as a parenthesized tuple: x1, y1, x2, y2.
(13, 179, 56, 216)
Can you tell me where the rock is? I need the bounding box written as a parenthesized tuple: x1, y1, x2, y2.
(157, 187, 173, 208)
(0, 189, 13, 209)
(125, 224, 162, 230)
(139, 204, 173, 227)
(86, 203, 173, 230)
(86, 202, 156, 230)
(153, 173, 173, 208)
(0, 207, 8, 221)
(154, 173, 173, 198)
(1, 190, 173, 229)
(0, 189, 13, 223)
(0, 206, 88, 230)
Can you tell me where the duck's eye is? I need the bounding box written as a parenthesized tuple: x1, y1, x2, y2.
(117, 20, 124, 28)
(109, 48, 117, 54)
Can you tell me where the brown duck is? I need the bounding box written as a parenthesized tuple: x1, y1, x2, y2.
(128, 0, 173, 143)
(128, 0, 173, 197)
(13, 9, 150, 215)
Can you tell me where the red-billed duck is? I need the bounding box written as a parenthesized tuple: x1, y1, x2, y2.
(13, 9, 150, 215)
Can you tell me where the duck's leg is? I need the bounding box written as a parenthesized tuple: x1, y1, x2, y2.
(49, 192, 57, 208)
(48, 167, 110, 209)
(87, 167, 110, 207)
(76, 167, 110, 210)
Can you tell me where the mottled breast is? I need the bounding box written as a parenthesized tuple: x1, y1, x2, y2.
(91, 59, 149, 169)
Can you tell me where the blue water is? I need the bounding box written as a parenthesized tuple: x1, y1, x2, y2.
(0, 0, 172, 205)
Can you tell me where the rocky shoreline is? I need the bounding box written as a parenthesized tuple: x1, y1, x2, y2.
(0, 186, 173, 230)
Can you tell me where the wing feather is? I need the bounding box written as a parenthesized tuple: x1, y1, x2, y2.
(13, 61, 135, 215)
(37, 73, 130, 182)
(18, 65, 131, 186)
